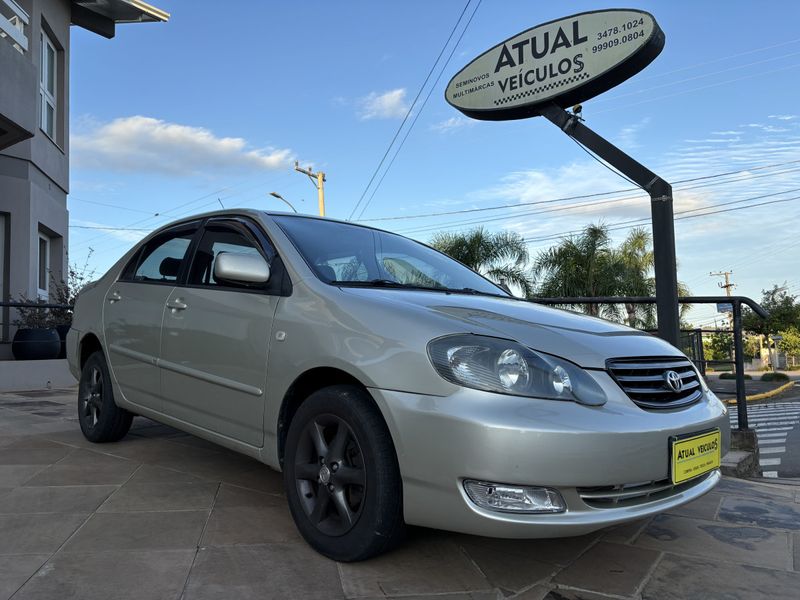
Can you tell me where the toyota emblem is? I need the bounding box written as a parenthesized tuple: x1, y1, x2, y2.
(663, 370, 683, 393)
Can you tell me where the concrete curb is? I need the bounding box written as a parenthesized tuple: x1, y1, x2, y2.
(725, 380, 796, 405)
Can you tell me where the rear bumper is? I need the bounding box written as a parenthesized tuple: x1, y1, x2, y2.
(368, 371, 729, 538)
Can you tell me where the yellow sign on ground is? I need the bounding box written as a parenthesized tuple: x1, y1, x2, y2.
(671, 429, 721, 484)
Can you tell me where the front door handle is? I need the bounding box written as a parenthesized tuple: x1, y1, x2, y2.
(108, 291, 122, 303)
(166, 299, 188, 311)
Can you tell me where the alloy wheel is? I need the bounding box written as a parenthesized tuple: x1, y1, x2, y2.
(294, 414, 367, 536)
(81, 365, 103, 428)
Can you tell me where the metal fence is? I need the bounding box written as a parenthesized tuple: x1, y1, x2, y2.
(0, 301, 73, 343)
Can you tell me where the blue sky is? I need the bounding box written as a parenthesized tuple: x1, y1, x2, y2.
(67, 1, 800, 326)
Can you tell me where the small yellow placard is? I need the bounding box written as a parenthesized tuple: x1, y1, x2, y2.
(671, 430, 721, 484)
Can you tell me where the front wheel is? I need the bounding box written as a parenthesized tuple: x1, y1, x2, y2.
(283, 385, 405, 561)
(78, 351, 133, 443)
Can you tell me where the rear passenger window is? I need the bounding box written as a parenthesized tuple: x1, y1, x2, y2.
(126, 229, 196, 283)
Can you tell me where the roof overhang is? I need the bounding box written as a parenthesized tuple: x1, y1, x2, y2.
(71, 1, 169, 39)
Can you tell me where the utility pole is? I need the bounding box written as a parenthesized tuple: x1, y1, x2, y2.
(709, 271, 735, 329)
(709, 270, 735, 296)
(294, 161, 326, 217)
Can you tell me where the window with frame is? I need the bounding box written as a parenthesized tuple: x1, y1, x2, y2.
(128, 229, 196, 283)
(39, 29, 56, 140)
(37, 234, 49, 298)
(187, 223, 267, 288)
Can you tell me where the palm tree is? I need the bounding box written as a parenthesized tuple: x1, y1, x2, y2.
(615, 227, 691, 328)
(616, 227, 654, 327)
(430, 227, 533, 296)
(532, 224, 620, 317)
(533, 224, 691, 326)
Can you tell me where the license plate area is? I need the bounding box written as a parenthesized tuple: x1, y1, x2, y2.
(670, 429, 721, 485)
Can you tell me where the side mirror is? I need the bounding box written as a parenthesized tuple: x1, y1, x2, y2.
(214, 252, 270, 285)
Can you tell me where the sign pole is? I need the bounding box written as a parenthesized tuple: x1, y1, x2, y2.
(444, 9, 678, 343)
(540, 103, 680, 346)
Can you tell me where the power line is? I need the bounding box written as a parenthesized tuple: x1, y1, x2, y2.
(592, 49, 800, 105)
(519, 192, 800, 245)
(70, 225, 152, 231)
(361, 158, 800, 223)
(354, 0, 483, 220)
(632, 36, 800, 82)
(69, 172, 289, 252)
(69, 197, 156, 215)
(568, 136, 641, 188)
(346, 0, 474, 221)
(593, 62, 800, 116)
(396, 167, 800, 236)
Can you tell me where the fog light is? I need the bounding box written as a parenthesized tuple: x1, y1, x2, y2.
(463, 480, 566, 514)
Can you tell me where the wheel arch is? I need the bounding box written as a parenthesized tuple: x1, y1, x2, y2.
(79, 332, 104, 369)
(277, 367, 394, 467)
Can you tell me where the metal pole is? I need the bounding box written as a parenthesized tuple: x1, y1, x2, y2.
(732, 298, 749, 430)
(540, 104, 680, 347)
(648, 179, 680, 346)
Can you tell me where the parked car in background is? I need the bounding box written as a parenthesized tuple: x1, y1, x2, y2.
(67, 210, 729, 561)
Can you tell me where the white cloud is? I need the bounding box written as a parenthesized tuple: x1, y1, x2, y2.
(615, 117, 650, 150)
(358, 88, 409, 120)
(72, 116, 294, 176)
(430, 116, 474, 133)
(711, 130, 743, 136)
(768, 114, 798, 121)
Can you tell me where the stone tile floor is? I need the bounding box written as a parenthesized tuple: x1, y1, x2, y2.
(1, 388, 799, 599)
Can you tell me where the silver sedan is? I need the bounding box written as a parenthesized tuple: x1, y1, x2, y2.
(67, 210, 729, 561)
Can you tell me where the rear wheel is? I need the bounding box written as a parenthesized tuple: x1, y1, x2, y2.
(283, 385, 405, 561)
(78, 351, 133, 443)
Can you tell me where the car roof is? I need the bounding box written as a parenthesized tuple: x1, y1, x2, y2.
(148, 209, 403, 239)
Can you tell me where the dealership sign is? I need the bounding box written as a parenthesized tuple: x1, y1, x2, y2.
(446, 9, 664, 120)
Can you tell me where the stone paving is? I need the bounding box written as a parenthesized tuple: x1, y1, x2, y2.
(1, 387, 800, 599)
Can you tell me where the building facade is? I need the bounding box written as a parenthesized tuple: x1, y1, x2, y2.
(0, 0, 167, 356)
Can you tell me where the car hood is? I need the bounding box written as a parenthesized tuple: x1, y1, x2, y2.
(340, 288, 685, 369)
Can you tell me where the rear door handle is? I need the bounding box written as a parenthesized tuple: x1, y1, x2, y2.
(108, 291, 122, 303)
(166, 299, 188, 311)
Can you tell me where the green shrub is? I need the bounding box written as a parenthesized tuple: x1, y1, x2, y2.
(719, 372, 752, 380)
(761, 372, 790, 382)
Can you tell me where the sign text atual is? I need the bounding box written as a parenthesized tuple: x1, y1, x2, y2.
(446, 9, 664, 121)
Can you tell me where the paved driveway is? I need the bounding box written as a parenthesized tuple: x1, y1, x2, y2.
(1, 388, 800, 600)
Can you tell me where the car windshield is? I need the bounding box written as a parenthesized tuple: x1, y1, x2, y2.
(272, 215, 509, 297)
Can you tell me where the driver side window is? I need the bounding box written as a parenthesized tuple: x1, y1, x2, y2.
(187, 223, 266, 288)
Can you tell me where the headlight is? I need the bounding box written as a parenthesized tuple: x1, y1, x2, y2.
(428, 334, 606, 406)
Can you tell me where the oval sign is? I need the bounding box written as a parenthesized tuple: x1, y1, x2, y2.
(445, 9, 664, 121)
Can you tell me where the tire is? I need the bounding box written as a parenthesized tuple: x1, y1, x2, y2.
(283, 385, 405, 561)
(78, 350, 133, 443)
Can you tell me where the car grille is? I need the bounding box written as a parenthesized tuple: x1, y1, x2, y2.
(577, 472, 712, 509)
(607, 358, 703, 410)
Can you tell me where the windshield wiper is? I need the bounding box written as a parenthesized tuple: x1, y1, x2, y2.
(447, 287, 509, 298)
(331, 279, 448, 292)
(331, 280, 509, 297)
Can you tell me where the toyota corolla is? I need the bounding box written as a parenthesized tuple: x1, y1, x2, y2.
(66, 210, 729, 561)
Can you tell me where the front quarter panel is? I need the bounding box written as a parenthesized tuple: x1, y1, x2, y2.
(261, 278, 467, 466)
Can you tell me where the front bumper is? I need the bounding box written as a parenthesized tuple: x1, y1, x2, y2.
(368, 370, 729, 538)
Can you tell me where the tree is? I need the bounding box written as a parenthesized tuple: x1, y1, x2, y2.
(430, 227, 533, 296)
(705, 331, 733, 362)
(742, 285, 800, 336)
(779, 326, 800, 358)
(616, 227, 654, 327)
(532, 224, 690, 325)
